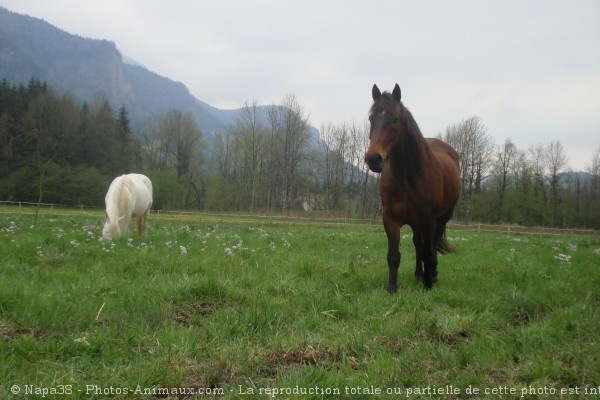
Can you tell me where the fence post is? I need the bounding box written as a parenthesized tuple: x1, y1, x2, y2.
(507, 225, 511, 237)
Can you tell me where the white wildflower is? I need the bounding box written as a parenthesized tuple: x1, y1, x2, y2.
(554, 253, 571, 264)
(74, 336, 90, 346)
(224, 247, 234, 256)
(179, 245, 188, 256)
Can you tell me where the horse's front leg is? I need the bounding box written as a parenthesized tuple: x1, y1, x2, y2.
(384, 218, 401, 293)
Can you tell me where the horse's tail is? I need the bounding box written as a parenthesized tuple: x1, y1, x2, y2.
(436, 226, 455, 254)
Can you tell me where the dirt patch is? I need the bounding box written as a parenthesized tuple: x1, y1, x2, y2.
(173, 302, 222, 326)
(438, 329, 470, 346)
(250, 344, 371, 374)
(175, 359, 240, 399)
(0, 320, 48, 340)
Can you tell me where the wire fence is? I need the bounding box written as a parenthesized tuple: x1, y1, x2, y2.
(1, 200, 598, 237)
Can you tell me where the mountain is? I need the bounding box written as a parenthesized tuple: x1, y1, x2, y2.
(0, 6, 230, 135)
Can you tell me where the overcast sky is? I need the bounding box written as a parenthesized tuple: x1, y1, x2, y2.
(2, 0, 599, 170)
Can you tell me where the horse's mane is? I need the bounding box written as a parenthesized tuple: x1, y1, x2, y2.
(106, 175, 133, 219)
(372, 91, 428, 181)
(400, 107, 426, 180)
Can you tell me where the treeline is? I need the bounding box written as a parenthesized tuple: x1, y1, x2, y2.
(0, 79, 381, 216)
(1, 79, 599, 229)
(439, 116, 600, 229)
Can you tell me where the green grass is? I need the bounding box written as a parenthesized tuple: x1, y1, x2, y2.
(0, 210, 599, 399)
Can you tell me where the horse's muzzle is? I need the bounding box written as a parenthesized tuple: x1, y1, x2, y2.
(365, 153, 385, 173)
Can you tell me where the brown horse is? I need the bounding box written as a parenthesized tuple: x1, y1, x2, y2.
(365, 84, 461, 292)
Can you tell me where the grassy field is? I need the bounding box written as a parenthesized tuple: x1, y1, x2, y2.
(0, 210, 599, 399)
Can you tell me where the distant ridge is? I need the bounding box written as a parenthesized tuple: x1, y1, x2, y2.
(0, 6, 234, 135)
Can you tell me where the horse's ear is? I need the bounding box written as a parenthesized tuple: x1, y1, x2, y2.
(372, 84, 381, 101)
(392, 84, 401, 102)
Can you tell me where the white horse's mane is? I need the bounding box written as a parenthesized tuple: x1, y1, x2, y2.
(105, 176, 133, 221)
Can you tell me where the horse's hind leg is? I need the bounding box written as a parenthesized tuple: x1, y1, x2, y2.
(412, 233, 424, 282)
(432, 214, 454, 282)
(421, 225, 437, 290)
(431, 242, 439, 283)
(137, 213, 148, 236)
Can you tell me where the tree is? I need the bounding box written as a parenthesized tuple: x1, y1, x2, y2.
(115, 105, 138, 170)
(138, 116, 162, 169)
(205, 129, 235, 210)
(583, 146, 600, 227)
(439, 116, 494, 222)
(511, 150, 535, 225)
(320, 122, 348, 212)
(267, 95, 312, 212)
(81, 97, 120, 176)
(160, 109, 202, 177)
(491, 138, 518, 220)
(233, 100, 265, 212)
(544, 140, 568, 226)
(26, 90, 60, 228)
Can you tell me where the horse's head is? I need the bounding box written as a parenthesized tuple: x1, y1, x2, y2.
(102, 213, 124, 239)
(365, 83, 405, 173)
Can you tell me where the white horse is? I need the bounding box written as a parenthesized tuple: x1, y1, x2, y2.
(102, 173, 153, 239)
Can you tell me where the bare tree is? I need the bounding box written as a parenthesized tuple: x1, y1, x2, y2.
(584, 146, 600, 226)
(320, 122, 348, 212)
(271, 95, 311, 212)
(233, 100, 265, 212)
(544, 140, 568, 226)
(440, 116, 494, 222)
(493, 138, 518, 216)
